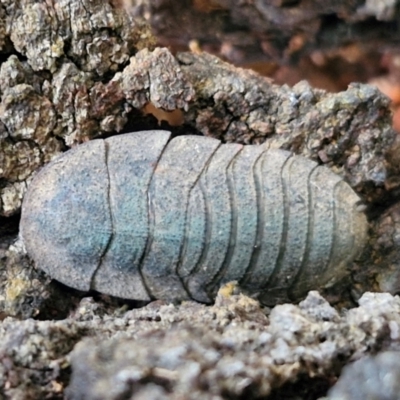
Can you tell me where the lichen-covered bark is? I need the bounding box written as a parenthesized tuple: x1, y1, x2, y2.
(1, 291, 400, 399)
(328, 351, 400, 399)
(3, 0, 144, 74)
(116, 47, 195, 110)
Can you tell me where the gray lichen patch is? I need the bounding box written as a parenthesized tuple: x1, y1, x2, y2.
(1, 84, 57, 144)
(0, 64, 64, 215)
(328, 351, 400, 399)
(49, 61, 128, 145)
(0, 239, 51, 319)
(2, 0, 146, 74)
(0, 290, 397, 399)
(114, 47, 195, 111)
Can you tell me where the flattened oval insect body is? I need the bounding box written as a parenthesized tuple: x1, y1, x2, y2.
(20, 130, 368, 304)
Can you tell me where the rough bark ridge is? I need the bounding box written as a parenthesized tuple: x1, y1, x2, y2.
(1, 290, 400, 399)
(0, 0, 400, 399)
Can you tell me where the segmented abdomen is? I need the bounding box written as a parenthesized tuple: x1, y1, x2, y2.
(20, 130, 367, 304)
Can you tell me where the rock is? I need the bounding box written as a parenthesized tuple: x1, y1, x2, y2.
(328, 351, 400, 400)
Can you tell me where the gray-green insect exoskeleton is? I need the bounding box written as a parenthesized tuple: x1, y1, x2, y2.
(20, 130, 368, 305)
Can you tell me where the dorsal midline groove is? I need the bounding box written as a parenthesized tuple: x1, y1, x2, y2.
(288, 164, 318, 300)
(322, 181, 341, 279)
(261, 154, 293, 291)
(239, 149, 269, 286)
(205, 147, 243, 298)
(138, 139, 171, 299)
(175, 144, 221, 299)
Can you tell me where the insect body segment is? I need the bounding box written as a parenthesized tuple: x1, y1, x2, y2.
(20, 130, 367, 304)
(92, 132, 171, 300)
